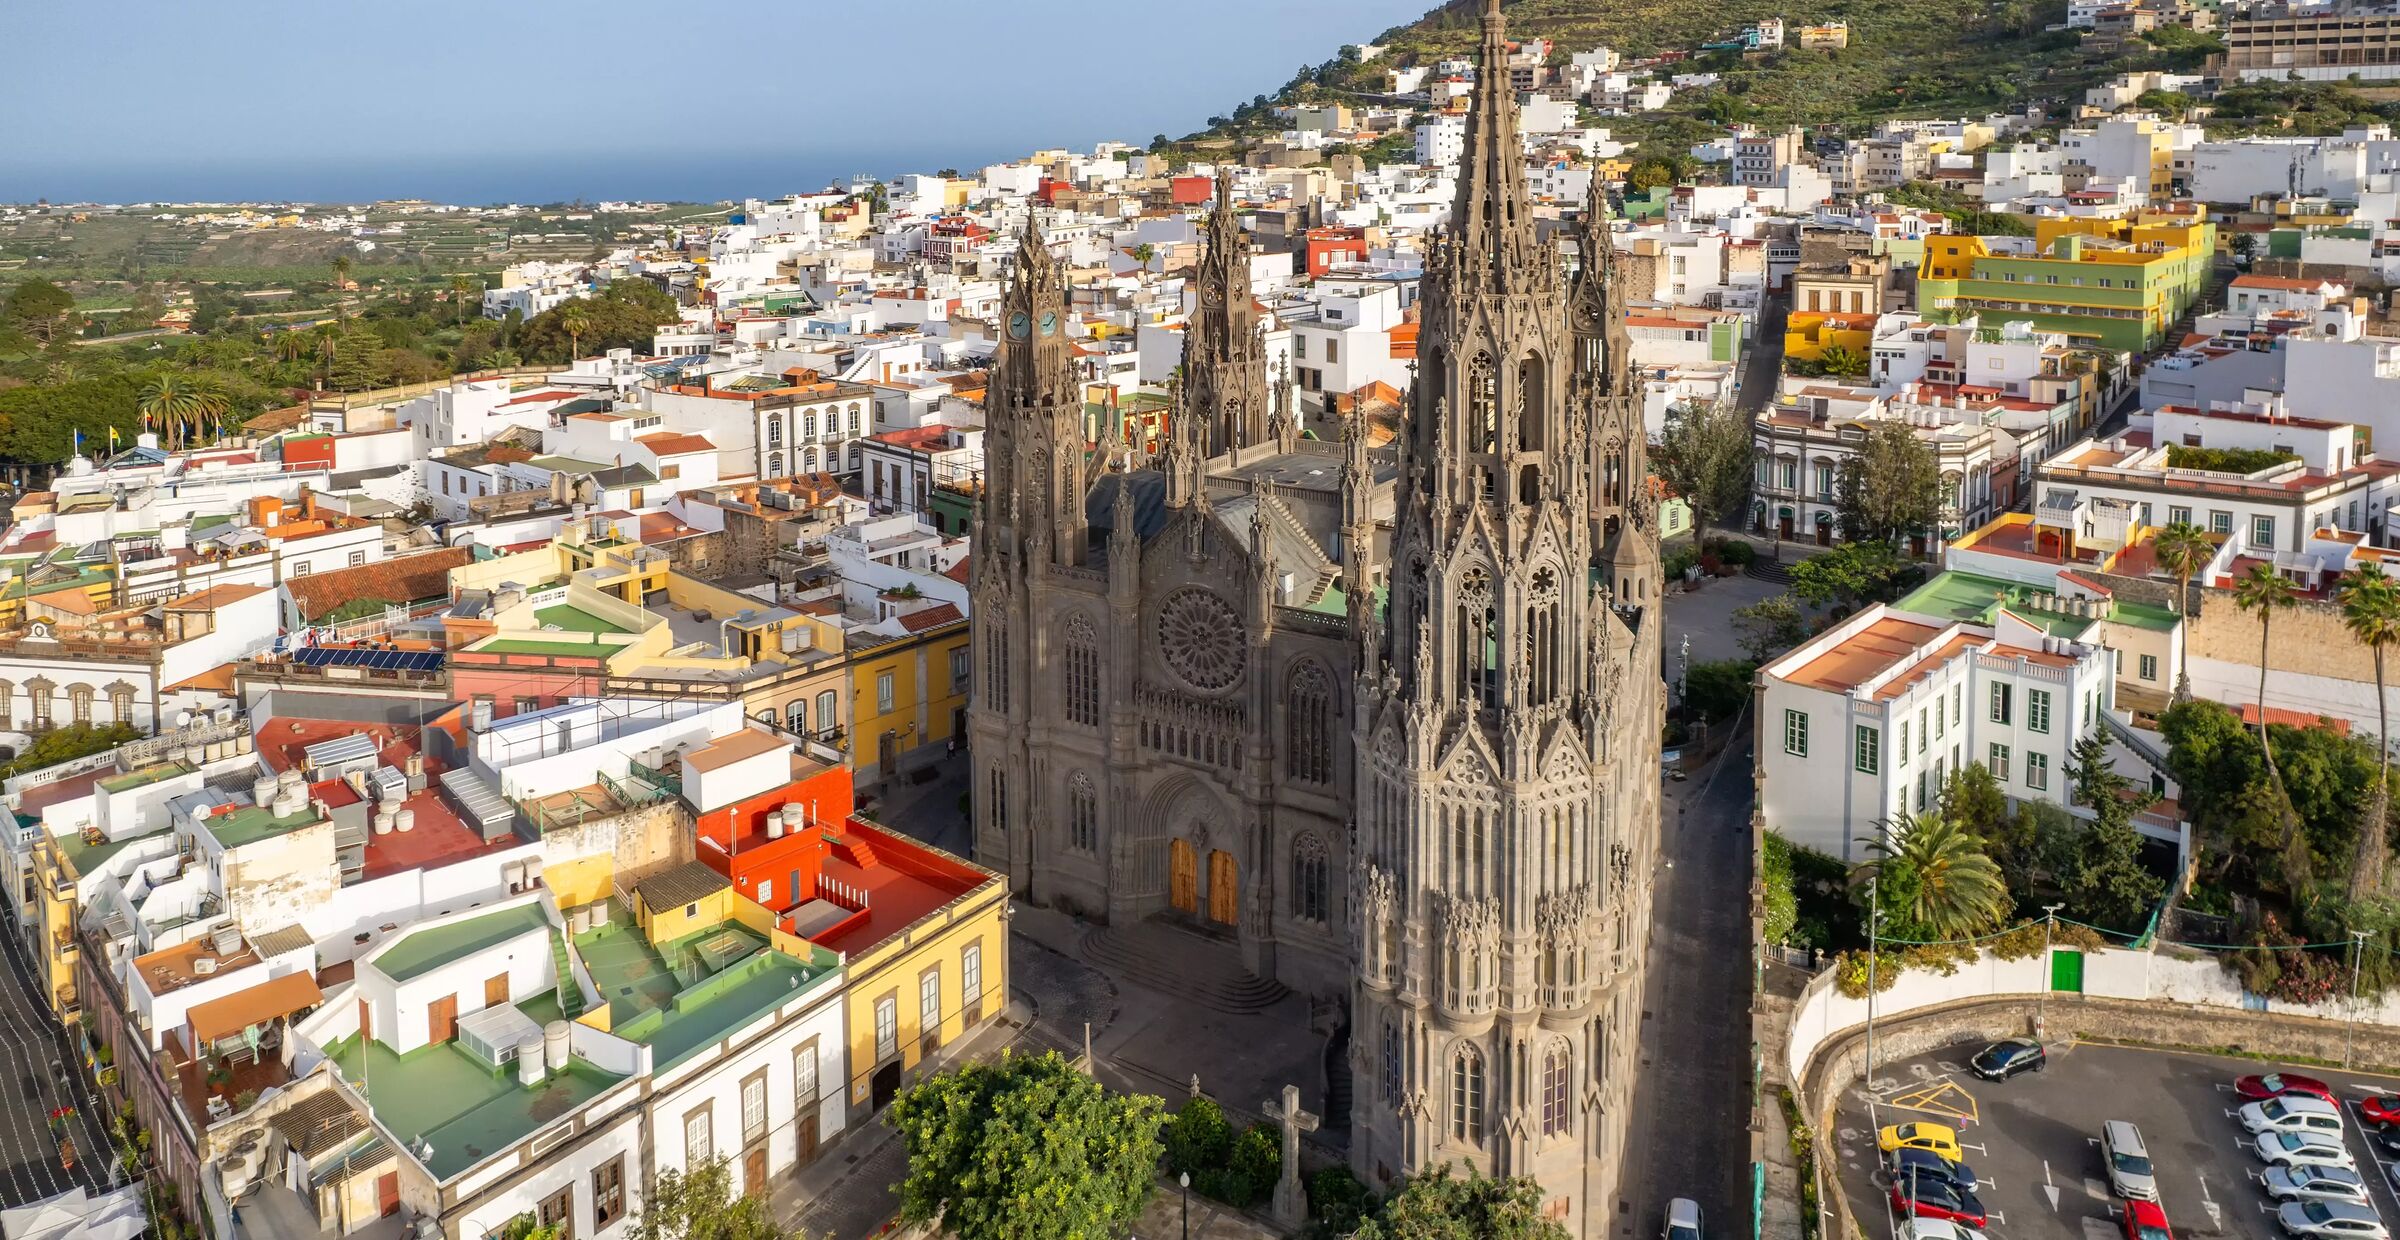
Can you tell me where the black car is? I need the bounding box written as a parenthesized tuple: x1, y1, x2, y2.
(1891, 1147, 1979, 1193)
(1969, 1039, 2045, 1080)
(2369, 1122, 2400, 1159)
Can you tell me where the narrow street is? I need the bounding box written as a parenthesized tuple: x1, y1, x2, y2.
(0, 923, 114, 1208)
(1617, 727, 1758, 1240)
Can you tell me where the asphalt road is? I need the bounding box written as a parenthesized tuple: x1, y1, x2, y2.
(1834, 1040, 2400, 1240)
(1618, 723, 1758, 1238)
(0, 924, 114, 1208)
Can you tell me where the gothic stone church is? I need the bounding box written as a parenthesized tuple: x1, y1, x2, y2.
(966, 2, 1663, 1228)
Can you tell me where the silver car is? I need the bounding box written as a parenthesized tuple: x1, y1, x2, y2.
(2266, 1165, 2372, 1206)
(2278, 1200, 2389, 1240)
(2258, 1131, 2359, 1170)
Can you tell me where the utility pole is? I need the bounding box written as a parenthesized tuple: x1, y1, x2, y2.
(2348, 929, 2376, 1069)
(2038, 903, 2065, 1041)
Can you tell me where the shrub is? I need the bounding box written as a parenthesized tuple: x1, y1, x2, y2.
(1306, 1166, 1375, 1239)
(1763, 833, 1800, 944)
(1163, 1097, 1231, 1177)
(1833, 949, 1901, 998)
(1682, 659, 1757, 722)
(1229, 1124, 1282, 1208)
(1664, 546, 1700, 579)
(1713, 537, 1756, 567)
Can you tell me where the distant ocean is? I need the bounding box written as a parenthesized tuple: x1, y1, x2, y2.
(0, 144, 1027, 207)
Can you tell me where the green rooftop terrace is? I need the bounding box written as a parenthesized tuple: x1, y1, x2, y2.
(327, 992, 621, 1181)
(57, 824, 168, 876)
(203, 803, 324, 851)
(1898, 571, 2180, 638)
(99, 760, 192, 795)
(610, 945, 839, 1072)
(533, 604, 634, 635)
(374, 903, 552, 984)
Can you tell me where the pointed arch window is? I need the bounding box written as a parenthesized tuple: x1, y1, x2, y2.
(1541, 1044, 1573, 1136)
(984, 765, 1009, 838)
(1291, 833, 1329, 924)
(1380, 1019, 1403, 1105)
(1064, 614, 1100, 727)
(983, 617, 1011, 714)
(1285, 661, 1334, 784)
(1450, 1045, 1485, 1144)
(1468, 353, 1497, 454)
(1456, 569, 1497, 709)
(1067, 771, 1097, 854)
(1517, 352, 1547, 452)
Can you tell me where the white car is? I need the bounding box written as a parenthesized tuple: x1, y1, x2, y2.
(1902, 1221, 1988, 1240)
(2245, 1096, 2347, 1137)
(2259, 1132, 2359, 1170)
(2266, 1165, 2373, 1206)
(2278, 1200, 2389, 1240)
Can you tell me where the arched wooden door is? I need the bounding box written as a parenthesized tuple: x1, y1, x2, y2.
(1170, 839, 1198, 914)
(1207, 850, 1238, 925)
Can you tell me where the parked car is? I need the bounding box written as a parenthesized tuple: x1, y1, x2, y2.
(2239, 1073, 2337, 1103)
(1891, 1174, 1989, 1228)
(1970, 1039, 2046, 1081)
(1665, 1198, 1703, 1240)
(1890, 1147, 1978, 1193)
(1903, 1220, 1988, 1240)
(2257, 1132, 2359, 1171)
(1880, 1122, 1963, 1162)
(2122, 1197, 2175, 1240)
(2360, 1096, 2400, 1127)
(2244, 1097, 2348, 1137)
(2104, 1121, 2159, 1201)
(2278, 1200, 2389, 1240)
(2264, 1165, 2372, 1206)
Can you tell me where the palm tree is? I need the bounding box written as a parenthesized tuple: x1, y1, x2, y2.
(331, 254, 355, 319)
(451, 275, 481, 324)
(2235, 562, 2311, 892)
(270, 330, 311, 368)
(2339, 565, 2400, 899)
(313, 328, 340, 392)
(1856, 813, 2011, 941)
(2152, 522, 2215, 703)
(138, 374, 228, 451)
(557, 303, 591, 361)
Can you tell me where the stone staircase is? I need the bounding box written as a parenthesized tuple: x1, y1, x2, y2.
(1745, 554, 1796, 586)
(1076, 922, 1291, 1015)
(1321, 1023, 1354, 1131)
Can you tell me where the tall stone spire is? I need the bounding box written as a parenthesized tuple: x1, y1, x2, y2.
(1349, 0, 1662, 1230)
(1182, 168, 1272, 456)
(985, 223, 1089, 568)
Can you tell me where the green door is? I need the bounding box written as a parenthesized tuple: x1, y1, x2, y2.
(2050, 949, 2085, 994)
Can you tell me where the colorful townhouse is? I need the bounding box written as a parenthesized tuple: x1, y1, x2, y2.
(1917, 213, 2218, 354)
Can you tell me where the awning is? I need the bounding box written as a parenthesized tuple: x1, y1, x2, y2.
(188, 972, 324, 1047)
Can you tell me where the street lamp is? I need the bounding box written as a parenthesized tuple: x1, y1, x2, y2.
(1180, 1170, 1191, 1240)
(2038, 903, 2065, 1041)
(1865, 871, 1883, 1111)
(2348, 929, 2377, 1068)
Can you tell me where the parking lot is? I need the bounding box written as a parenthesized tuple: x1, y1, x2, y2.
(1833, 1040, 2400, 1240)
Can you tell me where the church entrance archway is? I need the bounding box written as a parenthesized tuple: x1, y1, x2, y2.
(1207, 850, 1239, 925)
(1170, 839, 1199, 914)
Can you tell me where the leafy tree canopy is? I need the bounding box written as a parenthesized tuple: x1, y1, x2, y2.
(625, 1159, 784, 1240)
(1352, 1165, 1570, 1240)
(887, 1050, 1163, 1240)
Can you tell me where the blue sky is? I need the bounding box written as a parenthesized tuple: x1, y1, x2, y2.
(0, 0, 1430, 204)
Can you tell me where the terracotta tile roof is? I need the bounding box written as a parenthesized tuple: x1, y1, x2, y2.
(284, 547, 472, 623)
(898, 603, 964, 633)
(636, 432, 715, 457)
(943, 557, 971, 586)
(188, 972, 323, 1047)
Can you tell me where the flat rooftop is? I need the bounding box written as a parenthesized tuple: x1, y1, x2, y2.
(373, 903, 551, 984)
(1898, 570, 2179, 637)
(533, 604, 635, 636)
(204, 803, 324, 851)
(327, 991, 619, 1181)
(570, 901, 683, 1026)
(801, 818, 991, 958)
(1782, 615, 1946, 695)
(609, 945, 837, 1072)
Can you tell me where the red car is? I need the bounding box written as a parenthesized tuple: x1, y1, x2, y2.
(2237, 1072, 2336, 1103)
(2360, 1096, 2400, 1126)
(1892, 1175, 1989, 1229)
(2122, 1197, 2174, 1240)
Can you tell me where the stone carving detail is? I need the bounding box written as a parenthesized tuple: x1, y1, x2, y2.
(1159, 587, 1245, 692)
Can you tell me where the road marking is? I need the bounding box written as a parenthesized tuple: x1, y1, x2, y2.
(1959, 1143, 1988, 1156)
(1986, 1210, 2006, 1226)
(2045, 1161, 2061, 1212)
(1888, 1079, 1980, 1125)
(2200, 1171, 2223, 1230)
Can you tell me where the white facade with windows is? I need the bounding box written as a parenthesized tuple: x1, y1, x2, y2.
(645, 967, 848, 1191)
(1758, 604, 2115, 861)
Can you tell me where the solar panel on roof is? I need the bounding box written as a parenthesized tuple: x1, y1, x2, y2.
(291, 647, 442, 672)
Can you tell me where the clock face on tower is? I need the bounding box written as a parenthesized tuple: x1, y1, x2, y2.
(1008, 312, 1030, 340)
(1040, 311, 1058, 336)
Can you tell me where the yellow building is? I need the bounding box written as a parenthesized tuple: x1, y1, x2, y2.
(845, 610, 971, 784)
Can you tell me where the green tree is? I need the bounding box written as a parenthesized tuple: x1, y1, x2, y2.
(1127, 242, 1158, 270)
(1856, 813, 2011, 941)
(2065, 729, 2167, 930)
(2235, 563, 2312, 893)
(1680, 658, 1756, 722)
(1816, 343, 1869, 378)
(1163, 1096, 1231, 1176)
(1941, 762, 2010, 840)
(1763, 831, 1801, 943)
(1837, 420, 1942, 544)
(324, 325, 386, 392)
(451, 275, 483, 324)
(137, 374, 228, 451)
(1653, 398, 1753, 541)
(1352, 1165, 1569, 1240)
(4, 278, 76, 345)
(2339, 565, 2400, 898)
(1787, 541, 1912, 609)
(557, 302, 592, 361)
(2150, 520, 2215, 624)
(516, 282, 679, 363)
(886, 1050, 1162, 1240)
(1731, 593, 1807, 661)
(625, 1158, 783, 1240)
(1, 724, 141, 777)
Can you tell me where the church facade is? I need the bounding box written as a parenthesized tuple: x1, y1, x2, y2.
(967, 1, 1661, 1228)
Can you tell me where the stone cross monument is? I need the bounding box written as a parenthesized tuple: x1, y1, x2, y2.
(1263, 1083, 1319, 1229)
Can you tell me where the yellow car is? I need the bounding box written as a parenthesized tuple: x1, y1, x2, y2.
(1878, 1122, 1962, 1161)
